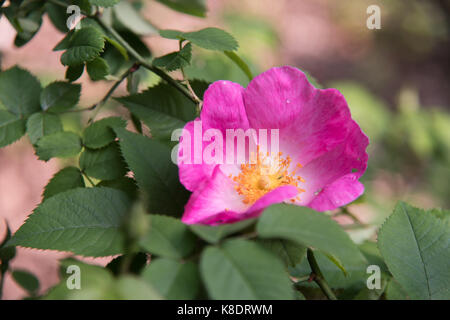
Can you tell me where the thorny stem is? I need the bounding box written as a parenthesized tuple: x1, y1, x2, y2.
(306, 248, 338, 300)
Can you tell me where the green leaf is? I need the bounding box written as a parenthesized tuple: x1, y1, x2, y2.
(53, 30, 74, 51)
(160, 27, 238, 51)
(259, 239, 306, 268)
(36, 131, 82, 161)
(43, 166, 85, 200)
(97, 177, 138, 201)
(139, 215, 196, 259)
(141, 258, 200, 299)
(40, 82, 81, 112)
(89, 0, 120, 7)
(224, 50, 253, 81)
(257, 204, 367, 273)
(156, 0, 207, 17)
(44, 259, 117, 299)
(189, 219, 255, 244)
(86, 57, 110, 81)
(385, 278, 410, 300)
(26, 112, 63, 145)
(0, 66, 42, 115)
(83, 117, 126, 149)
(115, 128, 189, 215)
(45, 2, 69, 33)
(153, 42, 192, 71)
(358, 241, 389, 274)
(61, 27, 105, 66)
(65, 64, 85, 82)
(8, 188, 130, 257)
(115, 83, 196, 141)
(113, 1, 157, 36)
(352, 277, 387, 300)
(11, 269, 40, 294)
(79, 142, 127, 180)
(200, 239, 294, 299)
(378, 202, 450, 300)
(0, 110, 26, 148)
(116, 275, 162, 300)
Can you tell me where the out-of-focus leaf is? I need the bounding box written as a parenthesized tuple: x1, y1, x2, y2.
(189, 219, 255, 244)
(113, 1, 157, 36)
(139, 215, 196, 259)
(156, 0, 207, 17)
(160, 27, 238, 51)
(141, 258, 200, 299)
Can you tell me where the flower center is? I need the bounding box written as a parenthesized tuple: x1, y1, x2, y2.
(231, 147, 305, 205)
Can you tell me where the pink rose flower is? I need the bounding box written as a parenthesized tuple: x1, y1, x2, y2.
(177, 66, 369, 225)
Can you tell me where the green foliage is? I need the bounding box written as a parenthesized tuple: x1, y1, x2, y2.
(160, 27, 238, 51)
(7, 188, 131, 257)
(0, 66, 42, 115)
(11, 270, 40, 294)
(35, 131, 82, 161)
(82, 117, 127, 149)
(42, 166, 85, 200)
(79, 142, 127, 180)
(44, 259, 161, 299)
(153, 42, 192, 71)
(141, 258, 200, 299)
(89, 0, 121, 7)
(189, 219, 255, 244)
(65, 64, 85, 82)
(115, 128, 189, 215)
(40, 81, 81, 113)
(139, 215, 196, 259)
(86, 57, 110, 81)
(156, 0, 207, 17)
(200, 239, 295, 300)
(259, 239, 307, 268)
(113, 1, 157, 36)
(116, 83, 196, 142)
(257, 204, 367, 274)
(0, 110, 26, 148)
(224, 50, 253, 81)
(26, 112, 63, 145)
(378, 202, 450, 299)
(61, 27, 105, 66)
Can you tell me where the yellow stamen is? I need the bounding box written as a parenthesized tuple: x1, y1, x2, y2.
(231, 146, 305, 205)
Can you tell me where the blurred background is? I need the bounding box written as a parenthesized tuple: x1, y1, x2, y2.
(0, 0, 449, 299)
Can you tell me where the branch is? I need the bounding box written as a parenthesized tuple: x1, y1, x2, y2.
(87, 63, 140, 124)
(307, 248, 338, 300)
(46, 0, 198, 104)
(94, 18, 197, 104)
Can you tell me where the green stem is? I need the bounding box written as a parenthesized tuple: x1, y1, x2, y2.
(87, 63, 140, 124)
(307, 248, 338, 300)
(94, 18, 197, 104)
(46, 0, 197, 104)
